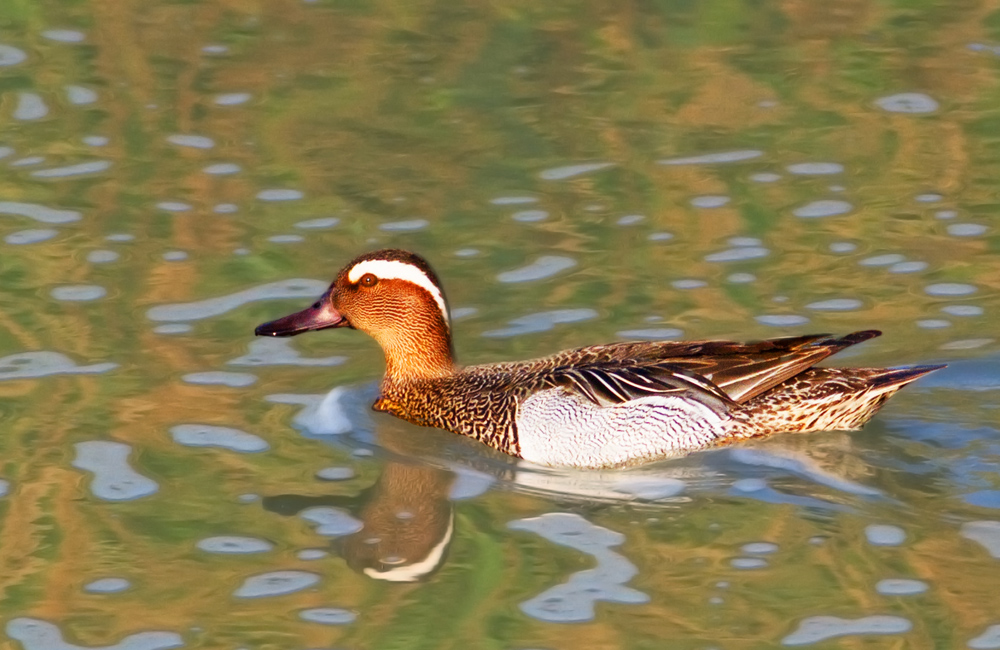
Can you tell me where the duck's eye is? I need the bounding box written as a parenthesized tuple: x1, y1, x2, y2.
(359, 273, 378, 287)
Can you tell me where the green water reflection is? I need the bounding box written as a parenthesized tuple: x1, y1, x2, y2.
(1, 0, 999, 648)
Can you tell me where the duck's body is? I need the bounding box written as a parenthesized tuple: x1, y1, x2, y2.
(256, 249, 943, 469)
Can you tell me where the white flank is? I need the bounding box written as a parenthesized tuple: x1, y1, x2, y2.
(347, 259, 450, 326)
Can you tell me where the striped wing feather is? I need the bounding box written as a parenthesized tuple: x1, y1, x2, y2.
(533, 330, 882, 408)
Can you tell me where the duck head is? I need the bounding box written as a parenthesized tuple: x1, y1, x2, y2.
(255, 249, 455, 380)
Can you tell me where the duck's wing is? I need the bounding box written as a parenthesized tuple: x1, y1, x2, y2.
(543, 361, 737, 414)
(529, 330, 882, 405)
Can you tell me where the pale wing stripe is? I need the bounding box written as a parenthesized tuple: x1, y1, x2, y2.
(347, 259, 450, 326)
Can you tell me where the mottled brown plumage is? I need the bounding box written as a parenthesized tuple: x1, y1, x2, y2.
(256, 249, 944, 468)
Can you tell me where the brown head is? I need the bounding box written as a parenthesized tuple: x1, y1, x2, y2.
(255, 249, 455, 381)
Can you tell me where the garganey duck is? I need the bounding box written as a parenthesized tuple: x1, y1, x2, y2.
(255, 249, 944, 469)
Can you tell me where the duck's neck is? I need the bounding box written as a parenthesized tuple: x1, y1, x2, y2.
(378, 324, 456, 385)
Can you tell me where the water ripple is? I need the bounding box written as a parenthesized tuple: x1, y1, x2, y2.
(146, 279, 327, 322)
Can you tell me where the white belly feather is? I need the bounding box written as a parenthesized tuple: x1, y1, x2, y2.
(515, 388, 732, 469)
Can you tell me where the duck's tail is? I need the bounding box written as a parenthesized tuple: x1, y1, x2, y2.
(730, 364, 946, 438)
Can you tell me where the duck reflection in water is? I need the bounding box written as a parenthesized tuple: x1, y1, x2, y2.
(263, 461, 455, 582)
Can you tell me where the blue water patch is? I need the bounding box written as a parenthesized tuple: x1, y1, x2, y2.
(782, 615, 911, 646)
(6, 618, 183, 650)
(233, 570, 320, 598)
(197, 536, 274, 554)
(84, 577, 131, 594)
(300, 507, 364, 537)
(508, 512, 649, 623)
(72, 441, 158, 501)
(171, 424, 268, 452)
(299, 608, 357, 625)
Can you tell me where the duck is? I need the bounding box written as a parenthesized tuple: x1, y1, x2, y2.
(255, 248, 944, 469)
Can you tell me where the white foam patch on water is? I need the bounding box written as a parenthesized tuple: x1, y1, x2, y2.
(268, 234, 304, 244)
(162, 251, 188, 261)
(787, 162, 844, 175)
(925, 283, 977, 296)
(948, 223, 988, 237)
(612, 477, 686, 500)
(230, 337, 346, 367)
(43, 29, 86, 42)
(728, 448, 881, 496)
(0, 201, 82, 224)
(51, 285, 106, 301)
(508, 513, 649, 623)
(202, 162, 241, 175)
(961, 521, 1000, 558)
(755, 314, 810, 327)
(6, 618, 183, 650)
(316, 466, 354, 481)
(14, 93, 48, 120)
(482, 308, 597, 338)
(266, 388, 357, 436)
(300, 608, 357, 625)
(917, 319, 951, 329)
(889, 261, 928, 273)
(875, 92, 938, 113)
(490, 196, 537, 205)
(829, 242, 857, 253)
(214, 92, 251, 105)
(295, 217, 340, 229)
(301, 507, 364, 537)
(793, 199, 853, 218)
(672, 279, 707, 289)
(538, 162, 615, 180)
(32, 161, 111, 178)
(497, 256, 576, 283)
(298, 549, 328, 560)
(167, 134, 214, 149)
(876, 578, 928, 595)
(728, 272, 756, 283)
(5, 229, 57, 244)
(83, 577, 131, 593)
(0, 44, 27, 66)
(106, 233, 134, 242)
(865, 524, 906, 546)
(380, 218, 428, 231)
(233, 570, 320, 598)
(806, 298, 863, 311)
(942, 305, 983, 317)
(65, 85, 98, 105)
(616, 214, 644, 226)
(156, 201, 190, 212)
(616, 328, 683, 340)
(170, 424, 268, 452)
(512, 209, 549, 222)
(648, 232, 674, 241)
(447, 466, 496, 500)
(658, 150, 762, 165)
(153, 324, 192, 335)
(0, 351, 116, 380)
(10, 156, 44, 167)
(750, 172, 781, 182)
(731, 557, 768, 569)
(72, 441, 158, 501)
(197, 536, 274, 553)
(146, 278, 327, 322)
(182, 371, 257, 387)
(741, 542, 779, 554)
(782, 615, 912, 646)
(257, 188, 303, 201)
(690, 195, 730, 208)
(87, 249, 119, 263)
(969, 624, 1000, 649)
(860, 253, 904, 266)
(705, 246, 769, 262)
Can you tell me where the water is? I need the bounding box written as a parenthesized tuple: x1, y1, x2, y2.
(1, 1, 999, 648)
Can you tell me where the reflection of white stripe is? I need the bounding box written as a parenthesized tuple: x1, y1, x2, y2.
(347, 260, 449, 326)
(362, 511, 453, 582)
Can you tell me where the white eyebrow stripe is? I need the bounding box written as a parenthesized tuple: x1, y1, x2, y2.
(347, 259, 450, 326)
